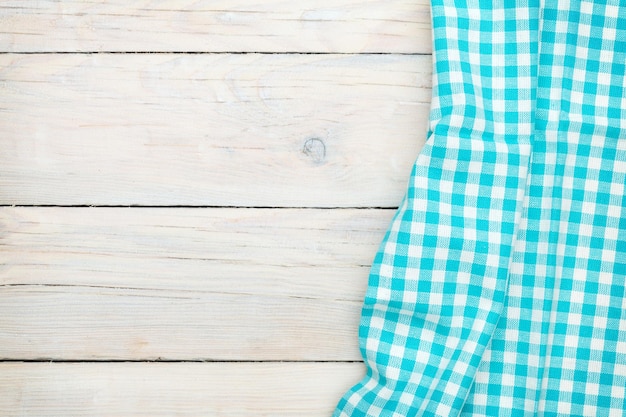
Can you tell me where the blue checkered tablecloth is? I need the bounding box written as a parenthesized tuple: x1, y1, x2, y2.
(333, 1, 626, 415)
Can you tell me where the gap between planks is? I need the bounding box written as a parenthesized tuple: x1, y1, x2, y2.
(0, 359, 364, 363)
(1, 205, 399, 209)
(1, 51, 430, 55)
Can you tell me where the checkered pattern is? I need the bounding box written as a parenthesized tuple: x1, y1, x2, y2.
(333, 1, 626, 416)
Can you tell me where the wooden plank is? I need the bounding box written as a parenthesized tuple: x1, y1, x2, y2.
(0, 362, 365, 416)
(0, 53, 431, 207)
(0, 0, 432, 54)
(0, 207, 396, 360)
(0, 284, 365, 361)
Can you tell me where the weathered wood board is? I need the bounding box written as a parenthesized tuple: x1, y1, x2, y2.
(0, 53, 430, 207)
(0, 207, 397, 360)
(0, 0, 432, 53)
(0, 362, 366, 417)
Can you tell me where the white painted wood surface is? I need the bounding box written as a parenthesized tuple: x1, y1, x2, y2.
(0, 362, 365, 417)
(0, 0, 432, 53)
(0, 53, 430, 207)
(0, 207, 395, 361)
(1, 0, 433, 414)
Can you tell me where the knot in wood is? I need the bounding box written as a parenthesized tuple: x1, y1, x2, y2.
(302, 138, 326, 164)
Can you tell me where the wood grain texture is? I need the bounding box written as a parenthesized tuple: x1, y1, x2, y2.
(0, 53, 431, 207)
(0, 362, 365, 416)
(0, 207, 396, 360)
(0, 1, 435, 414)
(0, 0, 431, 54)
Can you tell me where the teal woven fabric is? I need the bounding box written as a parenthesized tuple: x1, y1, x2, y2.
(333, 1, 626, 416)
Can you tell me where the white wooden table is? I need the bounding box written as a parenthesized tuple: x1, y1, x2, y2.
(0, 1, 432, 415)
